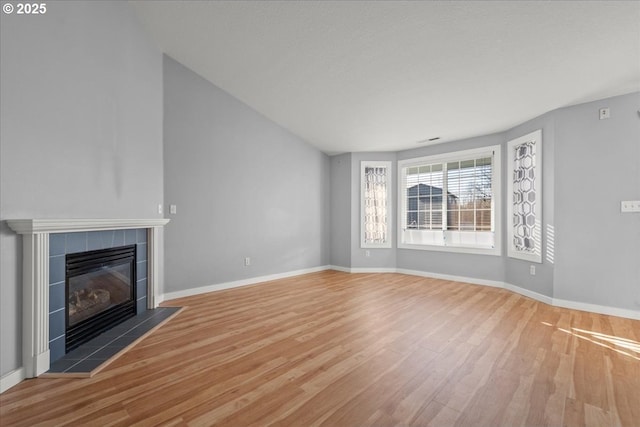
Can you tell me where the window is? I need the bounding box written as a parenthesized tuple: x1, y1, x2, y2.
(361, 161, 392, 248)
(507, 130, 542, 263)
(398, 146, 501, 255)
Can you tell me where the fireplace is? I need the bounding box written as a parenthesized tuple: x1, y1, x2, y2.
(65, 245, 137, 351)
(6, 218, 169, 378)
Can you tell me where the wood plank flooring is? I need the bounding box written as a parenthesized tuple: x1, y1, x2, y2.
(1, 271, 639, 426)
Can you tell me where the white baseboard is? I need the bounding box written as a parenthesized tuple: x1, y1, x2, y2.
(504, 282, 554, 305)
(164, 264, 635, 319)
(396, 268, 505, 289)
(328, 265, 351, 273)
(351, 267, 397, 273)
(329, 265, 396, 274)
(362, 267, 639, 320)
(1, 367, 25, 394)
(159, 265, 331, 303)
(552, 297, 640, 320)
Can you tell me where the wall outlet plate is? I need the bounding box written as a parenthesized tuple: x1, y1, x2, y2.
(599, 107, 610, 120)
(621, 200, 640, 213)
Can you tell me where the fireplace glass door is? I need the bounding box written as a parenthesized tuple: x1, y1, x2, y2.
(65, 245, 137, 351)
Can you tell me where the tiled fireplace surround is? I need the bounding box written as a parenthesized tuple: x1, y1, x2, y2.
(6, 219, 169, 378)
(48, 229, 148, 362)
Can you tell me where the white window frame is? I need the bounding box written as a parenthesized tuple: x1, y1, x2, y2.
(361, 161, 392, 248)
(397, 145, 502, 256)
(507, 130, 542, 263)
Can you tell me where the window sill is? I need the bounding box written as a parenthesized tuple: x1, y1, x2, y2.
(361, 243, 393, 249)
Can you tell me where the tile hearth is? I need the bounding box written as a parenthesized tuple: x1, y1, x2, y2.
(44, 306, 181, 377)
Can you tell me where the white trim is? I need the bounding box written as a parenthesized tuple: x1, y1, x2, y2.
(1, 368, 25, 394)
(397, 270, 638, 320)
(6, 218, 170, 234)
(66, 257, 640, 324)
(395, 268, 505, 288)
(504, 282, 554, 305)
(159, 266, 331, 303)
(22, 233, 50, 377)
(552, 297, 640, 320)
(334, 267, 639, 320)
(398, 243, 501, 256)
(147, 227, 162, 309)
(328, 266, 397, 274)
(328, 265, 351, 273)
(350, 267, 397, 274)
(361, 161, 392, 249)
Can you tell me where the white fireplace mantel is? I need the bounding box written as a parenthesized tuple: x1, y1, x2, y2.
(6, 218, 170, 378)
(7, 218, 170, 234)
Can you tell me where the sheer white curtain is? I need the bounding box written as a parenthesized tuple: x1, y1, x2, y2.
(363, 166, 388, 244)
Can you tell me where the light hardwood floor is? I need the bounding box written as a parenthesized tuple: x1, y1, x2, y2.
(1, 271, 639, 426)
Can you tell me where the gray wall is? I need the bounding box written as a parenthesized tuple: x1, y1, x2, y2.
(395, 134, 507, 282)
(335, 92, 639, 312)
(554, 92, 640, 310)
(504, 112, 555, 297)
(163, 56, 330, 293)
(0, 2, 163, 377)
(330, 154, 352, 268)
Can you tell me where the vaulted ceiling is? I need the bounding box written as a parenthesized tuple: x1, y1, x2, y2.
(131, 1, 640, 155)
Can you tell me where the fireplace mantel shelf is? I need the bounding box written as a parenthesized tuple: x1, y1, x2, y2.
(6, 218, 170, 234)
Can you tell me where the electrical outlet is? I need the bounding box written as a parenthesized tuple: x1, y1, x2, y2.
(157, 204, 163, 214)
(621, 200, 640, 213)
(170, 204, 177, 214)
(530, 265, 536, 276)
(244, 257, 251, 266)
(365, 250, 371, 257)
(599, 107, 610, 120)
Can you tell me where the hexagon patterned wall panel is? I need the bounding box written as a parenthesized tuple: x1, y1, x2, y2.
(507, 130, 542, 263)
(513, 141, 536, 251)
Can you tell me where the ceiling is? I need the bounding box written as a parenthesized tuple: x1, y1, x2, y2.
(131, 1, 640, 155)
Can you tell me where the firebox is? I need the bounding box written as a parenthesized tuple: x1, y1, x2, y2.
(65, 245, 137, 352)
